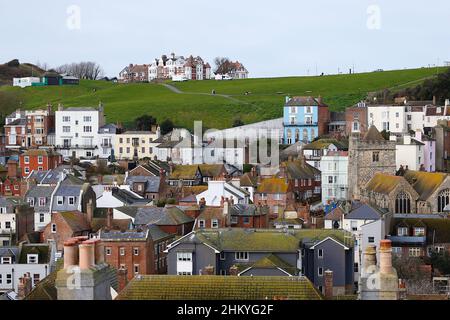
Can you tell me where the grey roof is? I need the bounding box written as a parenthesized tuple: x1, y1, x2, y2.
(54, 185, 82, 197)
(0, 247, 19, 260)
(126, 176, 161, 193)
(147, 224, 172, 241)
(111, 188, 151, 205)
(99, 228, 149, 241)
(118, 206, 194, 226)
(7, 118, 26, 126)
(346, 203, 382, 220)
(25, 186, 55, 212)
(0, 197, 23, 211)
(229, 204, 268, 216)
(99, 123, 118, 134)
(64, 107, 97, 112)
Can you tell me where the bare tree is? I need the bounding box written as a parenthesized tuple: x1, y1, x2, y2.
(35, 61, 49, 71)
(393, 255, 434, 295)
(55, 61, 104, 80)
(214, 57, 232, 75)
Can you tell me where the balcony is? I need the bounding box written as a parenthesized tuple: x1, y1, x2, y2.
(56, 144, 98, 150)
(387, 235, 426, 244)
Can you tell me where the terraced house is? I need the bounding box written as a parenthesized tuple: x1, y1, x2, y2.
(283, 96, 330, 144)
(254, 177, 295, 218)
(115, 126, 161, 161)
(165, 228, 354, 295)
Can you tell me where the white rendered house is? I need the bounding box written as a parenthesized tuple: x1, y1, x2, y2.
(320, 151, 349, 205)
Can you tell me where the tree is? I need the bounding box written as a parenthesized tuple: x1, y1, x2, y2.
(160, 119, 174, 135)
(430, 251, 450, 275)
(232, 119, 245, 127)
(134, 115, 157, 131)
(214, 57, 232, 75)
(392, 255, 433, 294)
(55, 61, 104, 80)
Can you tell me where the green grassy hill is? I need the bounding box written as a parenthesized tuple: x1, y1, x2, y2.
(0, 67, 446, 130)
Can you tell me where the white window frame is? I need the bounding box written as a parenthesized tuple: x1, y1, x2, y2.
(57, 197, 63, 205)
(318, 267, 323, 277)
(105, 247, 112, 255)
(318, 249, 323, 258)
(51, 223, 57, 233)
(235, 252, 249, 261)
(120, 247, 125, 256)
(27, 254, 39, 264)
(198, 220, 205, 229)
(68, 196, 75, 205)
(211, 219, 219, 228)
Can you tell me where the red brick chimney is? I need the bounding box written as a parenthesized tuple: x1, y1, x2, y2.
(118, 268, 129, 292)
(324, 270, 333, 299)
(17, 273, 32, 299)
(7, 160, 18, 178)
(86, 199, 94, 225)
(229, 265, 239, 276)
(203, 265, 215, 275)
(107, 208, 113, 229)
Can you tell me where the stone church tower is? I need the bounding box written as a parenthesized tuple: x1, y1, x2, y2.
(348, 125, 396, 200)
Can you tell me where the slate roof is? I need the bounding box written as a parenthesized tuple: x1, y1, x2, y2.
(346, 204, 382, 220)
(111, 188, 151, 205)
(99, 228, 149, 241)
(229, 204, 268, 216)
(0, 247, 19, 260)
(58, 211, 91, 233)
(116, 275, 322, 300)
(282, 159, 320, 179)
(126, 176, 161, 193)
(22, 149, 61, 157)
(119, 206, 194, 226)
(286, 96, 326, 107)
(25, 186, 55, 212)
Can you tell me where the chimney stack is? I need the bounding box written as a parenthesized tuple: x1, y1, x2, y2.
(86, 199, 94, 224)
(203, 265, 215, 275)
(57, 103, 63, 111)
(63, 240, 79, 269)
(229, 265, 239, 276)
(433, 96, 437, 105)
(17, 273, 32, 299)
(379, 240, 393, 274)
(107, 208, 113, 229)
(118, 267, 129, 292)
(324, 270, 333, 299)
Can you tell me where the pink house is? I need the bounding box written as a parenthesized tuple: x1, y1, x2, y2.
(415, 130, 436, 172)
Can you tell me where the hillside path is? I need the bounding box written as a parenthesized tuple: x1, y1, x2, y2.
(161, 83, 248, 104)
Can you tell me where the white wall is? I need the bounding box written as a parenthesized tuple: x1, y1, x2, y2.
(320, 154, 348, 204)
(395, 138, 424, 171)
(368, 106, 406, 133)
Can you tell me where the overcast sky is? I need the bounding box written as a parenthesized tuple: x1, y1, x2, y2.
(1, 0, 449, 78)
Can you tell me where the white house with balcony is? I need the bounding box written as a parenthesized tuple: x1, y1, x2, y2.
(320, 151, 349, 205)
(54, 104, 105, 160)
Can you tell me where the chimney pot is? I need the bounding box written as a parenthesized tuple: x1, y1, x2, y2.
(63, 242, 79, 269)
(79, 243, 95, 270)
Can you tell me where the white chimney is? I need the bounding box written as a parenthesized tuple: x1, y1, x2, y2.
(403, 135, 411, 145)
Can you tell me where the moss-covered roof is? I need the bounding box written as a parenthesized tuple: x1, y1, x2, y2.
(198, 164, 225, 177)
(197, 207, 223, 220)
(249, 254, 297, 275)
(18, 245, 50, 264)
(195, 229, 301, 252)
(240, 173, 258, 187)
(365, 173, 403, 194)
(59, 211, 91, 233)
(257, 178, 290, 194)
(403, 170, 448, 201)
(303, 138, 348, 150)
(169, 165, 199, 180)
(116, 275, 322, 300)
(282, 159, 320, 179)
(24, 259, 63, 300)
(292, 229, 354, 248)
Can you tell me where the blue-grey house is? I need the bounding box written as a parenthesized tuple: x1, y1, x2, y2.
(283, 96, 329, 144)
(165, 228, 355, 295)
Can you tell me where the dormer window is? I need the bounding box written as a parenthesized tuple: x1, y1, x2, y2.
(397, 227, 408, 236)
(414, 227, 425, 237)
(57, 197, 63, 205)
(1, 257, 12, 264)
(38, 197, 46, 207)
(27, 198, 35, 207)
(27, 254, 38, 264)
(68, 196, 75, 205)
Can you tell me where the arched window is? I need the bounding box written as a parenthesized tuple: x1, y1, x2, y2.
(286, 129, 292, 144)
(302, 129, 308, 142)
(438, 189, 450, 212)
(395, 192, 411, 214)
(295, 129, 300, 142)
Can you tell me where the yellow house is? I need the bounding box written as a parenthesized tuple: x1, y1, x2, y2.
(115, 127, 160, 160)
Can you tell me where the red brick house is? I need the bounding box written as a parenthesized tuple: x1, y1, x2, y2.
(19, 149, 62, 177)
(99, 225, 174, 281)
(253, 178, 295, 219)
(345, 103, 368, 136)
(42, 211, 91, 252)
(280, 157, 321, 202)
(0, 160, 27, 196)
